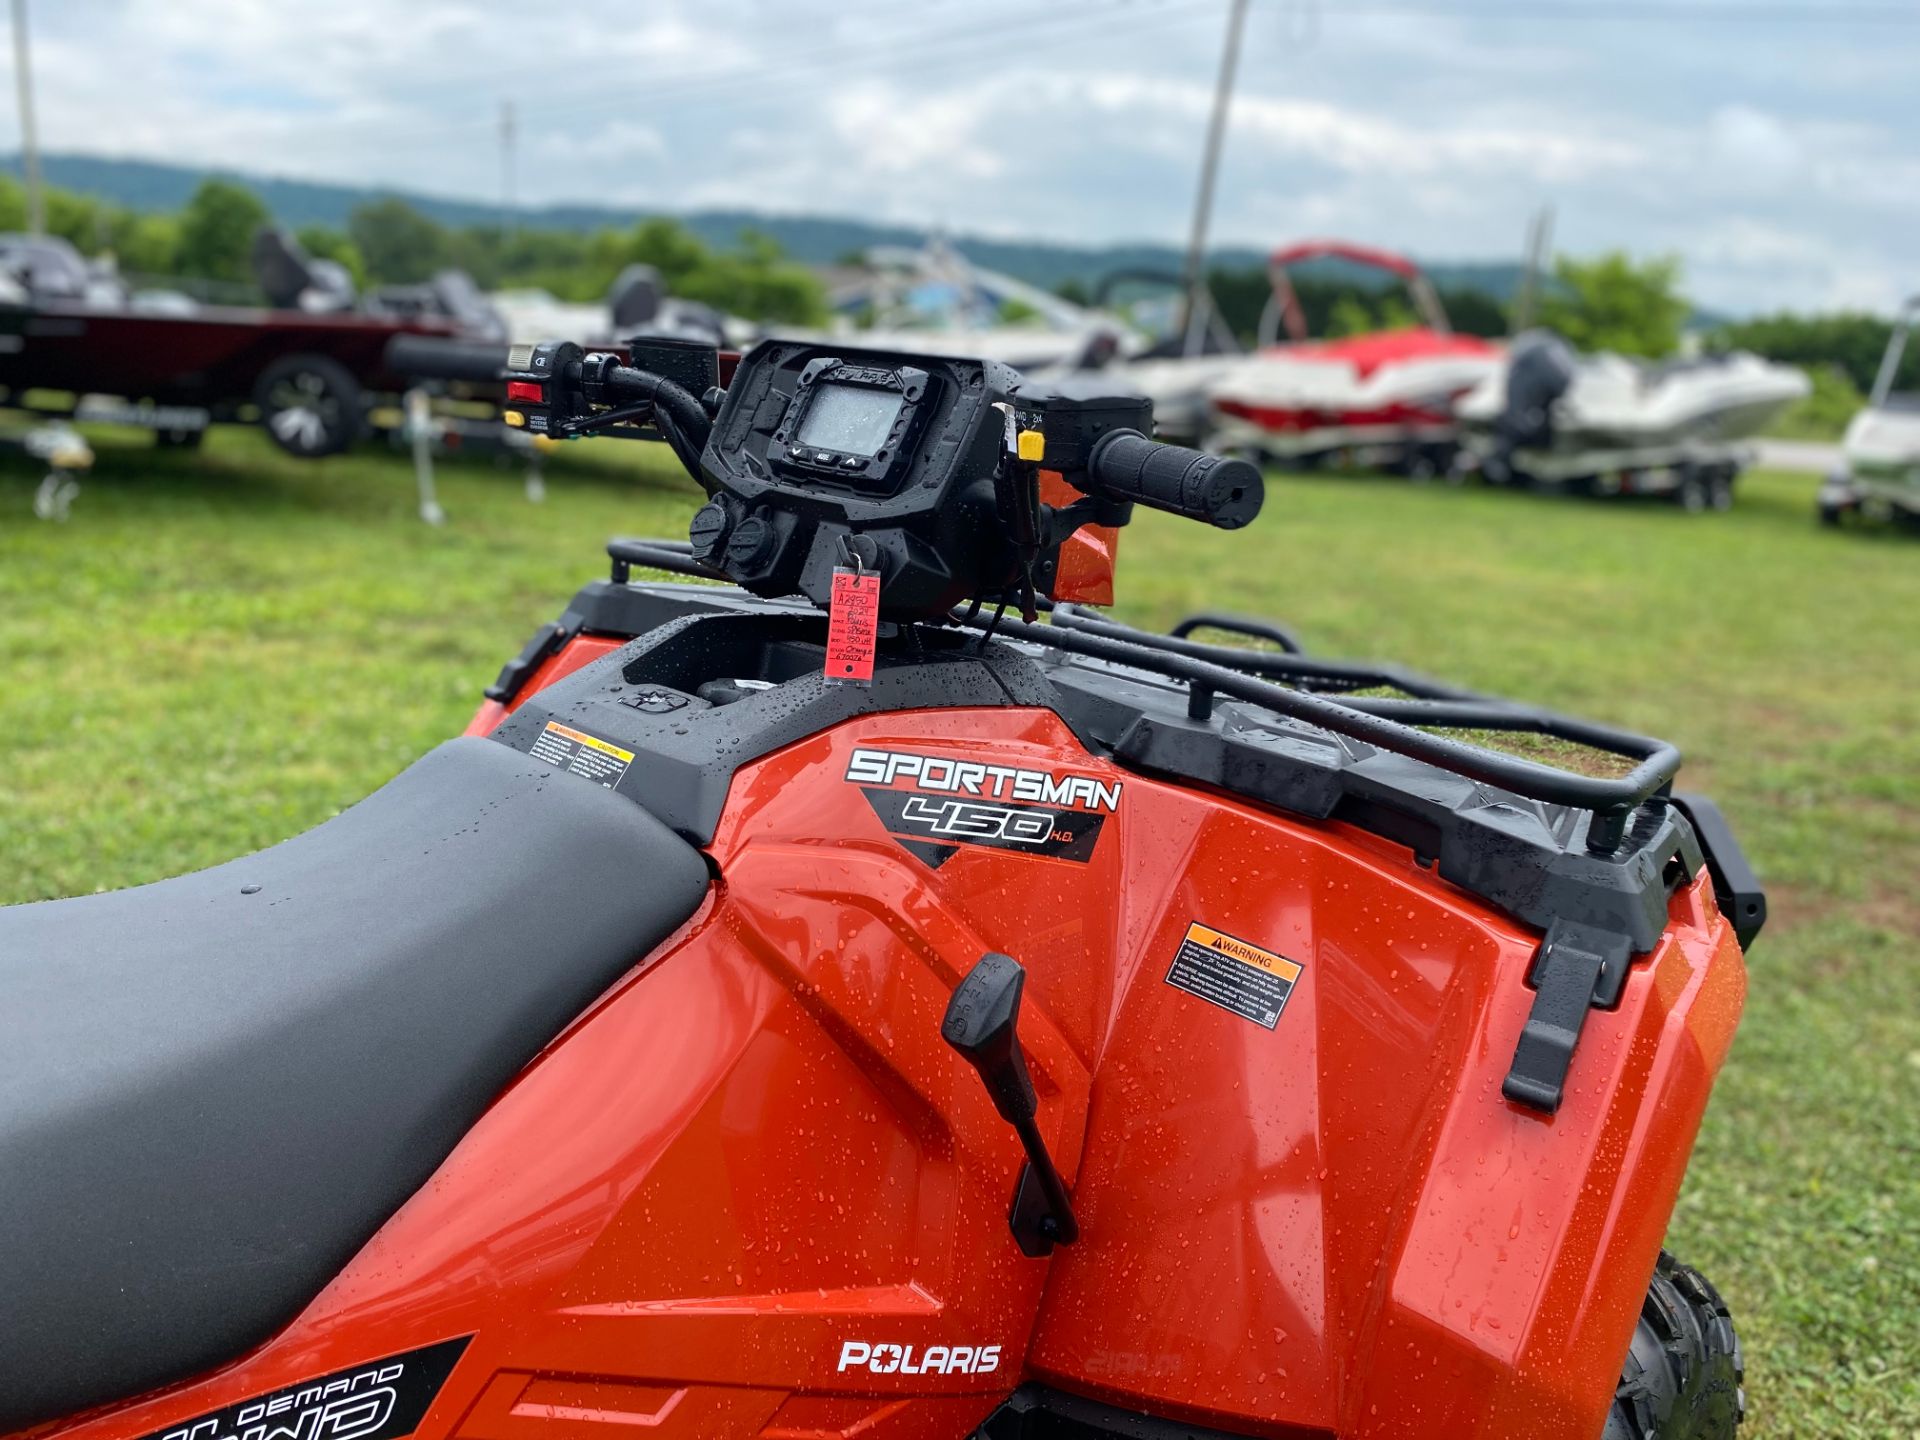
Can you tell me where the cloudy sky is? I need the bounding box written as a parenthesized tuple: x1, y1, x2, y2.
(11, 0, 1919, 313)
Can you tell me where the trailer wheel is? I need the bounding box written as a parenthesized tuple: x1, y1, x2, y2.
(255, 355, 364, 459)
(1604, 1251, 1744, 1440)
(1708, 470, 1735, 512)
(1676, 469, 1710, 513)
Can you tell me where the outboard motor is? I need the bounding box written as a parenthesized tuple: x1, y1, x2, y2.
(250, 227, 356, 312)
(1490, 328, 1577, 480)
(644, 297, 729, 347)
(607, 263, 665, 333)
(607, 263, 728, 347)
(1068, 325, 1124, 371)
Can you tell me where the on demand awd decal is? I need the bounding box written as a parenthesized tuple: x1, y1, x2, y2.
(846, 747, 1122, 868)
(139, 1337, 470, 1440)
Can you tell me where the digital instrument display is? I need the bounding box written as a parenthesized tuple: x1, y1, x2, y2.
(795, 382, 903, 457)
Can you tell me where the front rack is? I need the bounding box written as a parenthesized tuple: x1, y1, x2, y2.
(602, 537, 1680, 849)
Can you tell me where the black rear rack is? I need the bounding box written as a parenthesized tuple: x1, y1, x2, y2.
(1036, 603, 1679, 851)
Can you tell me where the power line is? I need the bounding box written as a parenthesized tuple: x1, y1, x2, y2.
(286, 0, 1173, 147)
(300, 0, 1120, 112)
(1326, 0, 1920, 21)
(293, 0, 1225, 164)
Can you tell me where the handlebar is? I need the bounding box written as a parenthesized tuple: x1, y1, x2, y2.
(1088, 430, 1263, 530)
(384, 335, 510, 384)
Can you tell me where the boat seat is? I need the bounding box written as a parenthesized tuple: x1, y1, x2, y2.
(0, 738, 711, 1429)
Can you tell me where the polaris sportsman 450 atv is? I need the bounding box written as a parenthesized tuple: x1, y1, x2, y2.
(0, 333, 1762, 1440)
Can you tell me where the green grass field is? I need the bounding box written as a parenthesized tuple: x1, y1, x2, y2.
(2, 429, 1915, 1435)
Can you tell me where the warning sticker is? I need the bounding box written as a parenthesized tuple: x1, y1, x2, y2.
(529, 720, 634, 789)
(1164, 922, 1303, 1030)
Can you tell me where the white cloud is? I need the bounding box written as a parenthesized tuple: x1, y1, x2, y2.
(555, 121, 668, 164)
(1705, 105, 1807, 189)
(826, 82, 1005, 182)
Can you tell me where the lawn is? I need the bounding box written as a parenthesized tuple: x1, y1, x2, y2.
(2, 429, 1915, 1436)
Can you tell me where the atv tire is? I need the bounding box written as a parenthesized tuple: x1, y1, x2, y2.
(1604, 1252, 1745, 1440)
(255, 354, 364, 459)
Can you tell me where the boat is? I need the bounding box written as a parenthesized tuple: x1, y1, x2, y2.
(489, 265, 736, 348)
(1819, 295, 1920, 526)
(1204, 240, 1504, 474)
(1049, 269, 1249, 444)
(801, 239, 1124, 372)
(0, 230, 506, 458)
(1457, 329, 1810, 510)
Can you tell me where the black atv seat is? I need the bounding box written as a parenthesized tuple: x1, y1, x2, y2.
(0, 738, 710, 1429)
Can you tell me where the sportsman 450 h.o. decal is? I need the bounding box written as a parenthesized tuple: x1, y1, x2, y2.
(845, 747, 1120, 867)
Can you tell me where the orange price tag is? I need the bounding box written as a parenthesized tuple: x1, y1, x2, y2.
(824, 567, 881, 686)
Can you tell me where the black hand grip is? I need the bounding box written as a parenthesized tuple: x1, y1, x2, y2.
(1087, 429, 1264, 530)
(941, 952, 1037, 1126)
(383, 335, 511, 384)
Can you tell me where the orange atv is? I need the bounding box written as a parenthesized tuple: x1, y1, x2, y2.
(0, 334, 1760, 1440)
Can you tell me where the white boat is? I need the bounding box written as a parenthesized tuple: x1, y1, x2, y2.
(789, 240, 1124, 373)
(488, 266, 736, 348)
(1820, 296, 1920, 525)
(487, 288, 607, 344)
(1457, 330, 1809, 509)
(1043, 269, 1246, 443)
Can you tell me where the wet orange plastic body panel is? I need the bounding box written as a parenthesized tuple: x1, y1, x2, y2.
(462, 633, 628, 737)
(1040, 470, 1118, 607)
(30, 705, 1744, 1440)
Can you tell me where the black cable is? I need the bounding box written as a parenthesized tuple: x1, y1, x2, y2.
(610, 368, 713, 456)
(564, 401, 654, 435)
(651, 408, 707, 482)
(975, 600, 1010, 653)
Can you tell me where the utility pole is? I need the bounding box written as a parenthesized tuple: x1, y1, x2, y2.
(11, 0, 44, 234)
(499, 99, 517, 235)
(1178, 0, 1249, 351)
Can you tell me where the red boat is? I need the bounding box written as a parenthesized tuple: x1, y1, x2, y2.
(1206, 240, 1503, 475)
(0, 231, 504, 458)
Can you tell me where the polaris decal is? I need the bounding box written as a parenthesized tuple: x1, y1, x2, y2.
(846, 747, 1119, 866)
(138, 1337, 470, 1440)
(837, 1340, 1002, 1376)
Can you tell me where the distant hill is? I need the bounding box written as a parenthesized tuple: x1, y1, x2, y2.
(1, 151, 1536, 299)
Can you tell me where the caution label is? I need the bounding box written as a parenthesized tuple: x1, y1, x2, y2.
(1164, 922, 1303, 1030)
(530, 720, 634, 789)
